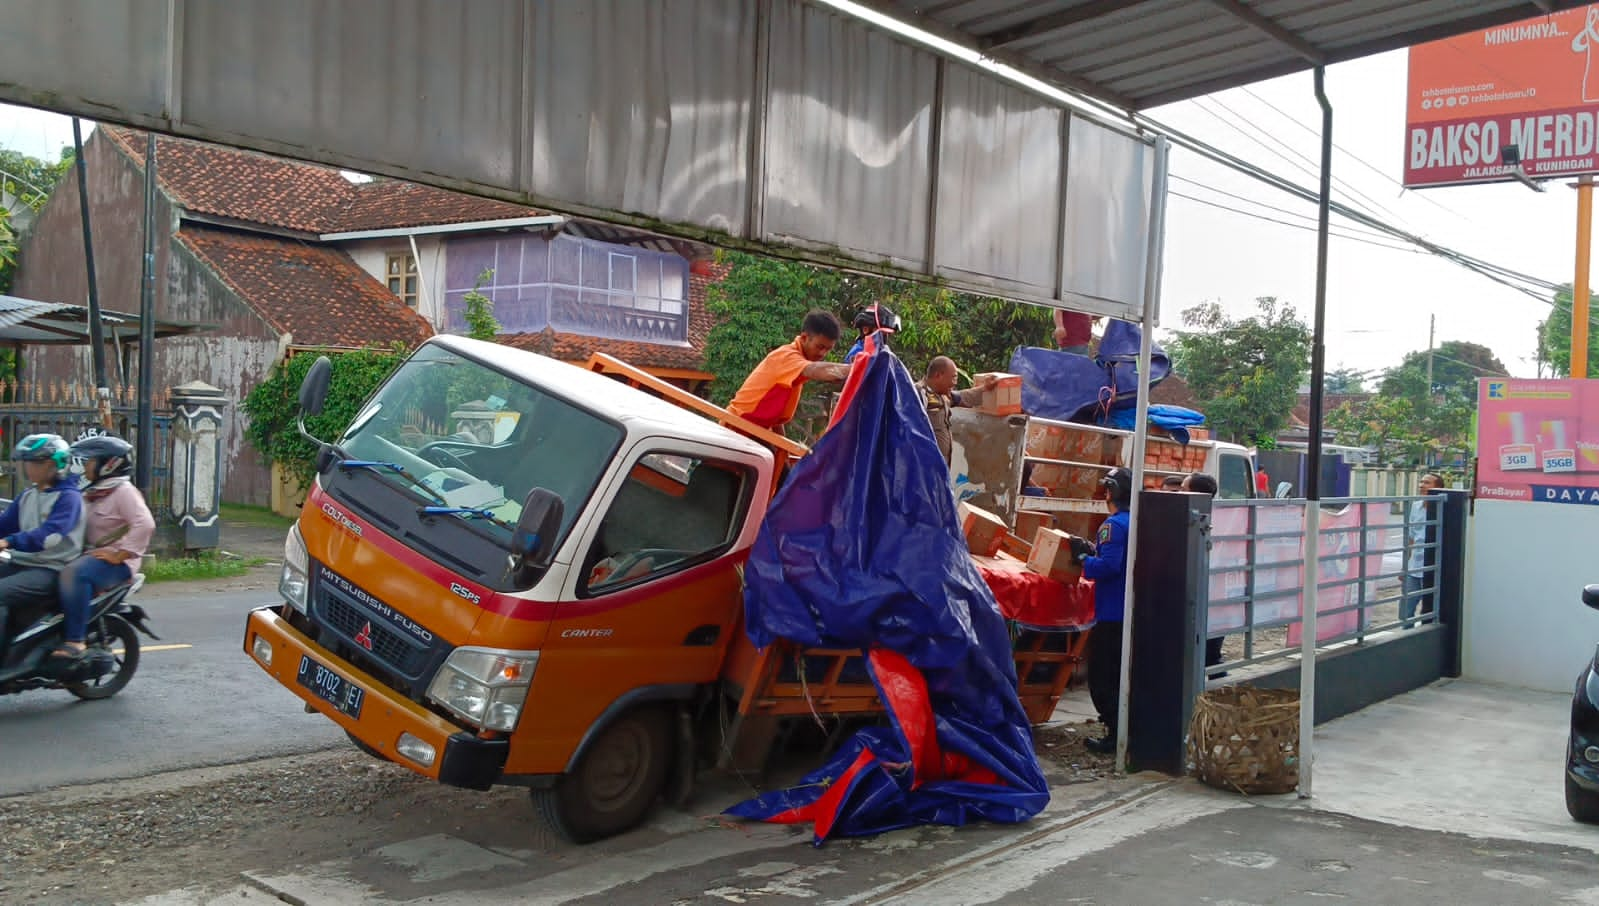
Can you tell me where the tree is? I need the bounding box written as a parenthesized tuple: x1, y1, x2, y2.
(1168, 297, 1311, 445)
(0, 144, 73, 297)
(461, 268, 501, 341)
(1379, 339, 1506, 403)
(242, 345, 411, 489)
(1537, 284, 1599, 377)
(1323, 366, 1367, 395)
(702, 251, 1052, 440)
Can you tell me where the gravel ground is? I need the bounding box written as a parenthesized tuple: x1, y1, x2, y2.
(1, 720, 1121, 905)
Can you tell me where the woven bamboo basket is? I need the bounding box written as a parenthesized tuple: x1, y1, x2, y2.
(1187, 686, 1300, 795)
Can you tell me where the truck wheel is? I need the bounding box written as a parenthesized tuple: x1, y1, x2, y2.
(1568, 774, 1599, 823)
(346, 730, 392, 764)
(533, 707, 671, 844)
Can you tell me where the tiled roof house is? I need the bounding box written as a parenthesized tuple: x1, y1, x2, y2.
(14, 127, 717, 506)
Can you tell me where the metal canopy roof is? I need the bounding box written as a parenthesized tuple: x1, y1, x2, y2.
(873, 1, 1587, 110)
(0, 296, 210, 345)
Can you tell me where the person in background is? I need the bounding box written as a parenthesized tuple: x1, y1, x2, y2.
(915, 357, 997, 465)
(1077, 466, 1133, 755)
(1160, 475, 1185, 490)
(1255, 467, 1270, 497)
(1181, 471, 1224, 675)
(1054, 310, 1095, 356)
(728, 310, 851, 433)
(844, 304, 901, 364)
(1402, 473, 1444, 629)
(54, 434, 155, 659)
(0, 434, 84, 655)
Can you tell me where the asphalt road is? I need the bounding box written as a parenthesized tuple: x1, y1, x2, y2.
(0, 573, 343, 797)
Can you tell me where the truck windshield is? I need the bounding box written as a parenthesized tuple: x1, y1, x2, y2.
(335, 344, 623, 549)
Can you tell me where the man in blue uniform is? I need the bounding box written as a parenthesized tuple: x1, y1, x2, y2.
(1079, 466, 1132, 755)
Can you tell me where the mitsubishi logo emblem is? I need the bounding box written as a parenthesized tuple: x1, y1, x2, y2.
(354, 622, 374, 651)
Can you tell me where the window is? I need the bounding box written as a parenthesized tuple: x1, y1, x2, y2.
(1218, 453, 1255, 500)
(386, 252, 419, 307)
(580, 453, 748, 594)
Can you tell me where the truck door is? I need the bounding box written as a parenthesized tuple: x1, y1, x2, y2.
(516, 448, 755, 771)
(1217, 451, 1256, 499)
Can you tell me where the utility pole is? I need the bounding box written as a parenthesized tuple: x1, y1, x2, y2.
(1425, 313, 1435, 397)
(1574, 174, 1592, 380)
(71, 117, 111, 429)
(136, 133, 157, 493)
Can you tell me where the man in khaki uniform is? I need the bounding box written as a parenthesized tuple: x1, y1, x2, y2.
(915, 357, 996, 465)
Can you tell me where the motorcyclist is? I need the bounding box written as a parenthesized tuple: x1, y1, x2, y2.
(56, 434, 154, 659)
(0, 434, 85, 650)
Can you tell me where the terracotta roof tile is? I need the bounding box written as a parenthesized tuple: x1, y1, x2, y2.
(176, 225, 434, 349)
(102, 126, 541, 234)
(338, 180, 537, 232)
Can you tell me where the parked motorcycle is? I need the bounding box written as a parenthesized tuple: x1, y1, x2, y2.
(1568, 583, 1599, 823)
(0, 549, 157, 700)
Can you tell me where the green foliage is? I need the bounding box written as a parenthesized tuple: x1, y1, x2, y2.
(1323, 366, 1367, 395)
(462, 267, 501, 341)
(0, 144, 73, 213)
(701, 251, 1052, 441)
(1, 144, 72, 297)
(242, 345, 410, 488)
(1379, 340, 1506, 403)
(1169, 297, 1311, 446)
(1537, 284, 1599, 377)
(144, 552, 270, 583)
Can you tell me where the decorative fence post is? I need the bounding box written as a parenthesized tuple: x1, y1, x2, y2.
(170, 380, 228, 551)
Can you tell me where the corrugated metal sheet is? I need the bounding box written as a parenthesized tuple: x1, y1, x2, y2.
(878, 0, 1588, 109)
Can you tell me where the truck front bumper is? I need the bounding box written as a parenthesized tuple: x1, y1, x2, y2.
(243, 605, 507, 790)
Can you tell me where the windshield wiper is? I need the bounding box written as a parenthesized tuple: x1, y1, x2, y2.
(338, 459, 449, 506)
(419, 505, 515, 532)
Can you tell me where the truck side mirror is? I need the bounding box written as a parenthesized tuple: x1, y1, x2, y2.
(509, 487, 565, 587)
(299, 356, 333, 417)
(1584, 584, 1599, 611)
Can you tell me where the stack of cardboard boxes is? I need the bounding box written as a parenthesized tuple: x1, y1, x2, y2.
(958, 501, 1082, 584)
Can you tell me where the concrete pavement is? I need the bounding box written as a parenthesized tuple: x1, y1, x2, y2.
(128, 679, 1599, 905)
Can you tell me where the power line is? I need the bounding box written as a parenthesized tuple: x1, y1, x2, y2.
(1196, 96, 1412, 228)
(1238, 86, 1469, 221)
(1169, 190, 1423, 254)
(1169, 174, 1413, 244)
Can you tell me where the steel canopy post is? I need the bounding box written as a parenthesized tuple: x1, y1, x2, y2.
(136, 132, 158, 492)
(1298, 65, 1334, 800)
(1114, 135, 1169, 773)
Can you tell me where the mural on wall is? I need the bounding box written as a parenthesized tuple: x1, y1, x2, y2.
(1476, 378, 1599, 506)
(441, 233, 689, 346)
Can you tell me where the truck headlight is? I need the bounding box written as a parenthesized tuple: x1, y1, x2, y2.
(427, 647, 538, 732)
(279, 524, 309, 613)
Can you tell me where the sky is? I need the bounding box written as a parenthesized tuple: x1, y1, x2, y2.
(0, 44, 1576, 384)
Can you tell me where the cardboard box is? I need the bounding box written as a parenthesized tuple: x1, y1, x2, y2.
(1027, 527, 1083, 583)
(975, 373, 1023, 416)
(958, 501, 1008, 558)
(1014, 511, 1057, 544)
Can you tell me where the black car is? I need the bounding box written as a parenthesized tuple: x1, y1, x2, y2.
(1568, 584, 1599, 823)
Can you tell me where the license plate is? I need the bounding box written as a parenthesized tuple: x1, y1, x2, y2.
(296, 654, 365, 719)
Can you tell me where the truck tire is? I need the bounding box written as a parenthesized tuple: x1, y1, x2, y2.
(533, 707, 672, 844)
(1568, 774, 1599, 823)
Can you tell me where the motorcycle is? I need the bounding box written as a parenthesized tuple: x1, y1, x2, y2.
(0, 549, 158, 700)
(1567, 583, 1599, 823)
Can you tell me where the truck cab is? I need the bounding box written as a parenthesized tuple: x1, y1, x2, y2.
(246, 335, 777, 841)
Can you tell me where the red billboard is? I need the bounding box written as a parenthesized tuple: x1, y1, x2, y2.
(1405, 6, 1599, 188)
(1475, 378, 1599, 505)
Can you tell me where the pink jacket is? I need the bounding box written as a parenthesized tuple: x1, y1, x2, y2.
(84, 481, 156, 574)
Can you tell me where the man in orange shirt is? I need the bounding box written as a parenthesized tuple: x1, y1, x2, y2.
(728, 311, 851, 432)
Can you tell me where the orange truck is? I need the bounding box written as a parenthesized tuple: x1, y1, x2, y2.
(242, 336, 1079, 842)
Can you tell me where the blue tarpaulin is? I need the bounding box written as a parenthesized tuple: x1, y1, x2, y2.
(725, 334, 1049, 843)
(1009, 319, 1170, 424)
